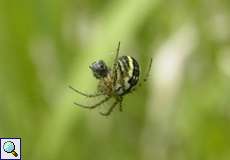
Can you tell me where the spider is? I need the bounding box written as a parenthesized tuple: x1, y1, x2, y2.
(69, 42, 152, 116)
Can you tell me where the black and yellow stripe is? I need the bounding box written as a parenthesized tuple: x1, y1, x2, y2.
(114, 56, 140, 95)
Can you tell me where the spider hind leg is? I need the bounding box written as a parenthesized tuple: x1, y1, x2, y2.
(100, 97, 123, 116)
(132, 57, 153, 91)
(100, 101, 119, 116)
(143, 57, 153, 82)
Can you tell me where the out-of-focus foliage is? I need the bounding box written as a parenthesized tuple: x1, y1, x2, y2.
(0, 0, 230, 159)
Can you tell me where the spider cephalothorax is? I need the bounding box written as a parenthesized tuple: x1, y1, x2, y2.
(69, 42, 152, 116)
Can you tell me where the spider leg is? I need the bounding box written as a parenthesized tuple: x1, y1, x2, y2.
(143, 57, 153, 82)
(100, 101, 119, 116)
(119, 97, 123, 112)
(74, 96, 111, 109)
(112, 42, 121, 86)
(127, 58, 152, 94)
(113, 41, 121, 72)
(135, 57, 153, 90)
(69, 85, 103, 97)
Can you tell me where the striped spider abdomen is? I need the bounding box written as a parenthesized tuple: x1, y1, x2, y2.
(113, 56, 140, 96)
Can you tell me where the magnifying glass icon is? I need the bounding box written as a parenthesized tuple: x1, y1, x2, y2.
(3, 141, 18, 157)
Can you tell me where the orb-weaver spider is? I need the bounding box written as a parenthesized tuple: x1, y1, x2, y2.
(69, 42, 152, 116)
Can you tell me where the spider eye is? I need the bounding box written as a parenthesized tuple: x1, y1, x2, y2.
(98, 64, 102, 68)
(98, 61, 104, 68)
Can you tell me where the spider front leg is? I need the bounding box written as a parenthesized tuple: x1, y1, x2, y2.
(112, 42, 121, 87)
(69, 85, 103, 97)
(74, 96, 111, 109)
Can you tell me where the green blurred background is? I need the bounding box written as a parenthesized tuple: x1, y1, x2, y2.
(0, 0, 230, 159)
